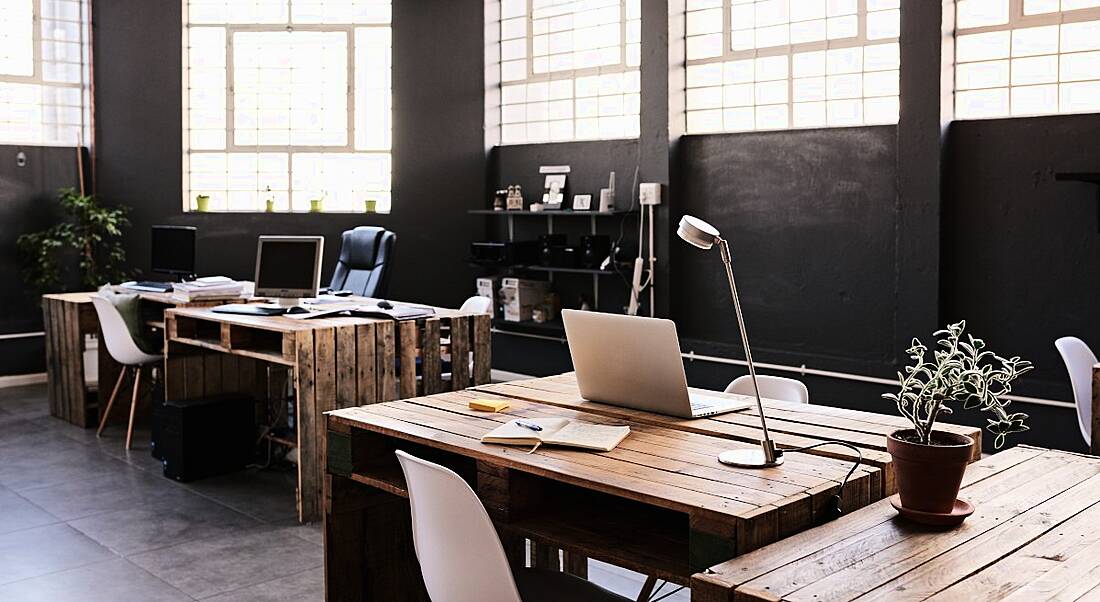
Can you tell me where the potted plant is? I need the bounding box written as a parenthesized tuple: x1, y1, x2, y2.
(883, 321, 1032, 517)
(17, 188, 132, 292)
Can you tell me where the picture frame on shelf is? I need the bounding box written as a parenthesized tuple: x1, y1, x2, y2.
(572, 194, 592, 211)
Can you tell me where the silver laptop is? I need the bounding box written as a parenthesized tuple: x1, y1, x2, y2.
(561, 310, 752, 418)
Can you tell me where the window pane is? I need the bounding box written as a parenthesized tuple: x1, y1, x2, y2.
(184, 2, 392, 212)
(685, 0, 899, 133)
(0, 0, 89, 146)
(498, 0, 640, 145)
(957, 7, 1100, 121)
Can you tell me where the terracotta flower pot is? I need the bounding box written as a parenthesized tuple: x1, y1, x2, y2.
(887, 429, 975, 514)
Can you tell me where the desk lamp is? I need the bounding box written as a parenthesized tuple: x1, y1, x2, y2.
(677, 215, 782, 468)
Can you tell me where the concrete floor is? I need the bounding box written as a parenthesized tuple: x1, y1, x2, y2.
(0, 384, 687, 601)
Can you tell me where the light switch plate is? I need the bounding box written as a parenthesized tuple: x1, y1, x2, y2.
(639, 182, 661, 205)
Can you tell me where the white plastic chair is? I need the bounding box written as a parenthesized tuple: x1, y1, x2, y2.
(725, 374, 810, 404)
(90, 295, 163, 450)
(395, 450, 629, 602)
(460, 295, 492, 314)
(1055, 336, 1095, 446)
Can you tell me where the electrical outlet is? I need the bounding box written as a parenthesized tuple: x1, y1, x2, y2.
(639, 182, 661, 205)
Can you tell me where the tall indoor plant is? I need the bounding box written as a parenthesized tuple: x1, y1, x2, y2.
(17, 188, 132, 292)
(883, 321, 1032, 515)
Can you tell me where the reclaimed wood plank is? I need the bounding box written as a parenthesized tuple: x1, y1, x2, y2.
(336, 325, 358, 408)
(472, 313, 491, 386)
(421, 319, 443, 395)
(450, 316, 470, 390)
(42, 298, 58, 417)
(355, 323, 378, 406)
(398, 321, 418, 399)
(295, 329, 319, 522)
(377, 321, 397, 402)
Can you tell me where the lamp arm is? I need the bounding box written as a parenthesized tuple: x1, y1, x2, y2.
(717, 238, 778, 461)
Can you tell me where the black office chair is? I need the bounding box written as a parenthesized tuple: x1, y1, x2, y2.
(329, 226, 396, 298)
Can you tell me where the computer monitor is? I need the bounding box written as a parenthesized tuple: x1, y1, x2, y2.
(151, 225, 197, 279)
(254, 236, 325, 306)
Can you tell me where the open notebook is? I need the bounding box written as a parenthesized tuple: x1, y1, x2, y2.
(480, 418, 630, 452)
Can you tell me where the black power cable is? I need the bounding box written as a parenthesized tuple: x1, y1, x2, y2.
(780, 441, 864, 519)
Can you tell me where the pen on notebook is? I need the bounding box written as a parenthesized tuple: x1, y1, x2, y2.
(515, 420, 543, 432)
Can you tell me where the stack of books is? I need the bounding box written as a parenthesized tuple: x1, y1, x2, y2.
(172, 276, 244, 302)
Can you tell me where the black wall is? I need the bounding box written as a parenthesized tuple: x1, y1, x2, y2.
(945, 114, 1100, 401)
(92, 0, 487, 308)
(674, 127, 900, 374)
(0, 145, 83, 376)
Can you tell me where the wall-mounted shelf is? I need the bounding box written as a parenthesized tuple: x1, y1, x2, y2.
(468, 209, 636, 217)
(469, 263, 623, 277)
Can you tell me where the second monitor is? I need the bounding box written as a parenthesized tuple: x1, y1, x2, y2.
(254, 236, 325, 306)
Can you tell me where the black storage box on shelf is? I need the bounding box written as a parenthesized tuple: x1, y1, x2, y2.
(151, 393, 254, 482)
(470, 240, 539, 265)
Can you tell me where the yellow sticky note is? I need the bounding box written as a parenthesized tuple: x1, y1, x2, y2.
(469, 399, 510, 413)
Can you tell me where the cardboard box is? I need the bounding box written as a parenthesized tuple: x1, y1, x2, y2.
(500, 278, 550, 322)
(476, 276, 502, 318)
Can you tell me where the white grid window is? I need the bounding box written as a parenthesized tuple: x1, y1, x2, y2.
(0, 0, 91, 147)
(956, 0, 1100, 118)
(183, 0, 392, 213)
(685, 0, 900, 133)
(498, 0, 641, 145)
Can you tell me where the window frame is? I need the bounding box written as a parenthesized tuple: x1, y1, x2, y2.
(683, 0, 901, 134)
(954, 0, 1100, 119)
(494, 0, 642, 146)
(0, 0, 91, 148)
(181, 1, 392, 213)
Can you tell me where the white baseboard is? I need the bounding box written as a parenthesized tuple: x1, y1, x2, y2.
(0, 372, 47, 388)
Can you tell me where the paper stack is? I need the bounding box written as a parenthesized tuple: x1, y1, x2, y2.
(172, 276, 244, 302)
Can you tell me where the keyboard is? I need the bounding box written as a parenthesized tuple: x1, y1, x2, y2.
(123, 281, 173, 293)
(212, 304, 288, 317)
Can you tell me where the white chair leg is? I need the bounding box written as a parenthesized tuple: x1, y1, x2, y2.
(96, 367, 129, 437)
(125, 367, 142, 450)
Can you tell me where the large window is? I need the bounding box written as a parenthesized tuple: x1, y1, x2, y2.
(956, 0, 1100, 118)
(0, 0, 90, 147)
(183, 0, 391, 213)
(497, 0, 641, 145)
(684, 0, 900, 133)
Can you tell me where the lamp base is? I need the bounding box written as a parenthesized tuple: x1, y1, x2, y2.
(718, 448, 785, 468)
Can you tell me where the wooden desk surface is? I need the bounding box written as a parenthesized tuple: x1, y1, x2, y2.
(473, 374, 984, 497)
(328, 390, 881, 580)
(166, 297, 473, 332)
(693, 446, 1100, 602)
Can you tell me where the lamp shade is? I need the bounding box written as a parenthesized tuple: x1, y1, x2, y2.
(677, 215, 721, 250)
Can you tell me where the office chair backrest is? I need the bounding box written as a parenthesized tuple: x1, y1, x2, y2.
(395, 450, 522, 602)
(90, 295, 159, 366)
(459, 295, 492, 315)
(725, 374, 809, 405)
(1055, 336, 1096, 445)
(329, 226, 396, 298)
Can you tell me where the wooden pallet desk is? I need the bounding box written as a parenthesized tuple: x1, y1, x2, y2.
(323, 390, 885, 601)
(473, 373, 983, 498)
(165, 303, 491, 523)
(41, 290, 236, 428)
(693, 446, 1100, 602)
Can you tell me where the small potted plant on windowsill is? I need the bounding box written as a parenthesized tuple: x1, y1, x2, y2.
(883, 321, 1032, 524)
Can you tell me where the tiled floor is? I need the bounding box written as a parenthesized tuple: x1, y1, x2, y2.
(0, 384, 687, 601)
